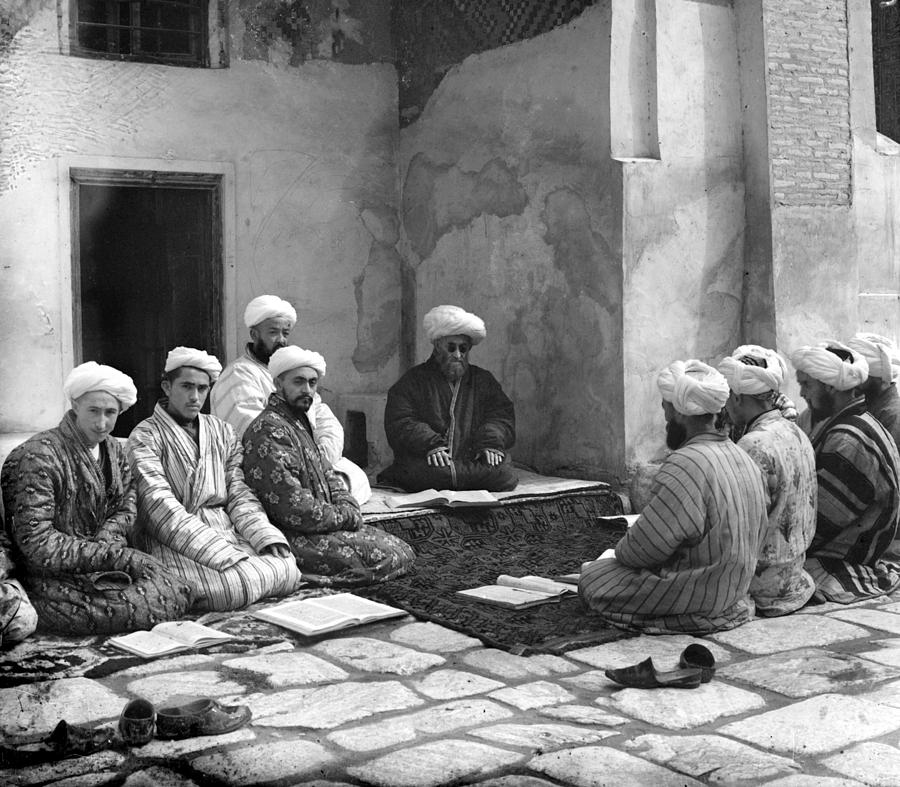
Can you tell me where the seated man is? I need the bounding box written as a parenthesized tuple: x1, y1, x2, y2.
(580, 360, 767, 634)
(243, 346, 415, 586)
(720, 345, 817, 616)
(0, 524, 38, 647)
(212, 295, 370, 504)
(379, 305, 517, 492)
(127, 347, 301, 612)
(1, 362, 192, 634)
(792, 342, 900, 602)
(847, 332, 900, 447)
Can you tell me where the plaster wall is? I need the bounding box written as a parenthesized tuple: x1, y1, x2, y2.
(0, 1, 401, 463)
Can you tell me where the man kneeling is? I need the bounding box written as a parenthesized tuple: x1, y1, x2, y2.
(580, 360, 767, 634)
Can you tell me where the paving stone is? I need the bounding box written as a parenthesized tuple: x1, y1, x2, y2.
(878, 600, 900, 614)
(327, 698, 512, 751)
(311, 636, 445, 674)
(112, 654, 214, 678)
(390, 621, 481, 652)
(0, 678, 125, 736)
(821, 742, 900, 786)
(827, 607, 900, 635)
(624, 733, 800, 783)
(121, 767, 202, 786)
(469, 722, 618, 749)
(567, 635, 732, 670)
(222, 651, 348, 687)
(0, 752, 126, 786)
(795, 598, 879, 615)
(477, 778, 559, 787)
(529, 745, 703, 786)
(538, 704, 630, 726)
(488, 680, 577, 710)
(39, 774, 118, 787)
(345, 739, 525, 787)
(410, 668, 504, 699)
(709, 616, 867, 654)
(858, 677, 900, 707)
(245, 679, 424, 728)
(855, 640, 900, 667)
(134, 727, 255, 758)
(461, 649, 579, 679)
(561, 669, 621, 691)
(763, 776, 865, 786)
(191, 739, 333, 786)
(125, 670, 246, 704)
(718, 647, 900, 698)
(719, 694, 900, 755)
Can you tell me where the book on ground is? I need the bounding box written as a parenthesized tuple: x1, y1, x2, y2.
(495, 574, 577, 596)
(386, 489, 499, 509)
(251, 593, 406, 637)
(108, 620, 234, 658)
(597, 513, 640, 528)
(550, 573, 581, 585)
(455, 584, 563, 610)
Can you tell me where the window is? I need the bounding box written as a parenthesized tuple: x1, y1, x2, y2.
(71, 0, 208, 66)
(872, 0, 900, 142)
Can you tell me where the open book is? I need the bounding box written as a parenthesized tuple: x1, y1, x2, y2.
(108, 621, 234, 658)
(251, 593, 406, 637)
(386, 489, 499, 510)
(496, 574, 578, 597)
(456, 584, 563, 610)
(597, 513, 640, 528)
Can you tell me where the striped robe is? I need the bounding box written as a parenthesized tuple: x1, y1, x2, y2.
(579, 433, 767, 634)
(127, 403, 301, 612)
(804, 400, 900, 603)
(738, 410, 817, 616)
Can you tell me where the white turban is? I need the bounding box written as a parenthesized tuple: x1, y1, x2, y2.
(423, 305, 486, 345)
(243, 295, 297, 329)
(164, 347, 222, 382)
(657, 359, 730, 416)
(64, 362, 138, 411)
(269, 346, 326, 380)
(790, 342, 868, 391)
(718, 345, 787, 395)
(847, 333, 899, 382)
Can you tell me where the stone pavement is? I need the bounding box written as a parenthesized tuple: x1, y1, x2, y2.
(4, 593, 900, 786)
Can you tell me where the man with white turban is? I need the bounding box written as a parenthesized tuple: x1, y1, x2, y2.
(1, 362, 192, 634)
(379, 305, 517, 493)
(127, 347, 301, 612)
(212, 295, 370, 504)
(580, 359, 767, 634)
(242, 347, 414, 586)
(719, 346, 817, 616)
(791, 342, 900, 602)
(847, 332, 900, 449)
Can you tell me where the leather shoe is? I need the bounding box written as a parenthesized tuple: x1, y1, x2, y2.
(156, 698, 251, 740)
(118, 698, 156, 746)
(679, 644, 716, 683)
(0, 720, 115, 767)
(605, 656, 702, 689)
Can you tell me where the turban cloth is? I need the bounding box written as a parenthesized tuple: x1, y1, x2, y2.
(657, 359, 730, 416)
(243, 295, 297, 329)
(790, 342, 868, 391)
(269, 346, 327, 380)
(164, 347, 222, 382)
(718, 345, 787, 395)
(423, 305, 486, 345)
(64, 362, 138, 411)
(847, 333, 899, 382)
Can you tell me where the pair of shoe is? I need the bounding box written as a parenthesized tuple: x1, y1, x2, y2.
(0, 720, 117, 768)
(604, 643, 716, 689)
(119, 697, 252, 746)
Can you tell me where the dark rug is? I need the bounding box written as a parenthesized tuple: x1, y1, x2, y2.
(358, 487, 635, 655)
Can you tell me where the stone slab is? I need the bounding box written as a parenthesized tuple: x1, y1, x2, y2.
(719, 694, 900, 755)
(538, 704, 630, 727)
(125, 670, 246, 705)
(0, 677, 125, 736)
(560, 669, 619, 692)
(191, 739, 333, 786)
(827, 607, 900, 635)
(718, 647, 900, 697)
(121, 767, 202, 786)
(878, 600, 900, 614)
(822, 742, 900, 786)
(311, 636, 445, 674)
(134, 727, 255, 758)
(469, 722, 617, 749)
(858, 677, 900, 708)
(529, 745, 703, 786)
(326, 698, 513, 751)
(624, 733, 800, 783)
(245, 679, 424, 728)
(609, 682, 765, 730)
(345, 739, 524, 787)
(488, 680, 576, 710)
(0, 752, 125, 786)
(856, 640, 900, 668)
(42, 774, 119, 787)
(478, 778, 559, 787)
(222, 651, 348, 687)
(112, 654, 214, 678)
(763, 776, 865, 786)
(709, 616, 867, 654)
(567, 635, 731, 671)
(461, 649, 578, 679)
(411, 668, 504, 699)
(390, 622, 481, 652)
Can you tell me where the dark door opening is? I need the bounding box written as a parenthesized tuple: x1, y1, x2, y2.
(72, 169, 223, 437)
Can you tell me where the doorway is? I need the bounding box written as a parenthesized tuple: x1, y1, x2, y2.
(71, 169, 223, 437)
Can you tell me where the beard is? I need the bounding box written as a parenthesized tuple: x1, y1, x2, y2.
(285, 393, 313, 416)
(251, 338, 276, 364)
(439, 357, 469, 382)
(665, 419, 688, 450)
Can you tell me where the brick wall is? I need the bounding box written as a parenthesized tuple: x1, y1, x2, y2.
(764, 0, 852, 206)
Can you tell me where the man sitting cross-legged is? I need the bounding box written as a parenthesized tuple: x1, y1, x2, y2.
(378, 304, 517, 493)
(580, 360, 767, 634)
(792, 342, 900, 603)
(719, 345, 818, 616)
(846, 332, 900, 449)
(243, 346, 415, 587)
(127, 347, 301, 612)
(1, 362, 192, 634)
